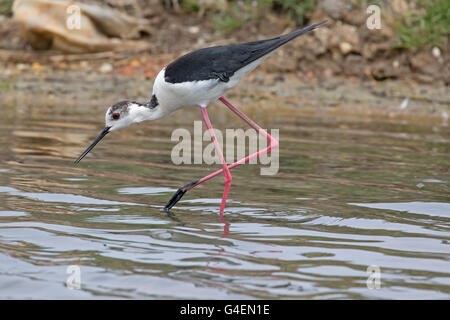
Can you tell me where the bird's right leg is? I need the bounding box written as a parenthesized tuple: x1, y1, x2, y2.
(163, 96, 278, 212)
(200, 106, 232, 217)
(164, 106, 232, 212)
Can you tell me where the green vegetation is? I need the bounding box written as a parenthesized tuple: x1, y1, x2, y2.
(211, 0, 268, 33)
(0, 0, 13, 16)
(212, 8, 246, 33)
(394, 0, 449, 49)
(2, 0, 448, 50)
(180, 0, 449, 50)
(181, 0, 200, 12)
(0, 81, 14, 91)
(181, 0, 317, 33)
(353, 0, 385, 5)
(271, 0, 317, 25)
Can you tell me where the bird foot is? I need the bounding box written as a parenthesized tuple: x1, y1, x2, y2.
(162, 180, 198, 212)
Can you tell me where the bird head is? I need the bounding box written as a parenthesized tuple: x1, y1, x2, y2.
(75, 100, 160, 163)
(105, 100, 136, 132)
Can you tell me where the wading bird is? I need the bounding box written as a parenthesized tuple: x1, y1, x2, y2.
(75, 20, 327, 217)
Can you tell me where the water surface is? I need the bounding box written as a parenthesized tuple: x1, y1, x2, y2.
(0, 100, 449, 299)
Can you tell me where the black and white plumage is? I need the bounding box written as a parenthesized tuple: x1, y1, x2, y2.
(75, 20, 328, 216)
(165, 21, 326, 84)
(151, 20, 327, 116)
(75, 20, 327, 164)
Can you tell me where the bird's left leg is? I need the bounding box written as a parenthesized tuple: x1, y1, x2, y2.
(164, 107, 232, 215)
(163, 98, 278, 212)
(200, 106, 232, 215)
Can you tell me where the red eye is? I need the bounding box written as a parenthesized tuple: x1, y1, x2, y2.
(112, 113, 120, 120)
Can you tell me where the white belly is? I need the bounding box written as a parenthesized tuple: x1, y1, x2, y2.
(153, 56, 267, 114)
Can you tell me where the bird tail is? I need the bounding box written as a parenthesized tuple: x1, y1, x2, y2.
(245, 20, 328, 65)
(279, 20, 328, 44)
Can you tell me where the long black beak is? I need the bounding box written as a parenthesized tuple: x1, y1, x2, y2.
(74, 127, 111, 164)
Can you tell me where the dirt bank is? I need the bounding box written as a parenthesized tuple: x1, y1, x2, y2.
(1, 0, 448, 85)
(0, 54, 448, 126)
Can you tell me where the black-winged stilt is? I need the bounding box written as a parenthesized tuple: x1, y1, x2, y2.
(75, 20, 327, 217)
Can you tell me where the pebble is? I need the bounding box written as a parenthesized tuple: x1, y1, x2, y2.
(17, 63, 27, 71)
(188, 26, 200, 34)
(432, 47, 441, 58)
(99, 62, 113, 73)
(339, 42, 352, 55)
(399, 98, 408, 109)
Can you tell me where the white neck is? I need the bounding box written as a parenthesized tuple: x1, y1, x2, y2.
(129, 102, 167, 123)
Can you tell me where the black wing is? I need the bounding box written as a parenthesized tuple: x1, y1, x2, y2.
(164, 20, 327, 84)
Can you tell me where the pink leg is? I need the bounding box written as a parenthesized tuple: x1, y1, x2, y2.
(163, 96, 278, 211)
(200, 107, 232, 215)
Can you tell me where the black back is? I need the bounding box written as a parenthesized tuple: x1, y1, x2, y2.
(164, 20, 327, 84)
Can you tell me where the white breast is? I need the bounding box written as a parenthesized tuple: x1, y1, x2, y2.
(153, 56, 267, 115)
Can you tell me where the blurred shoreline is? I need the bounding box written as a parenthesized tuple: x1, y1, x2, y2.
(1, 54, 448, 125)
(0, 0, 448, 123)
